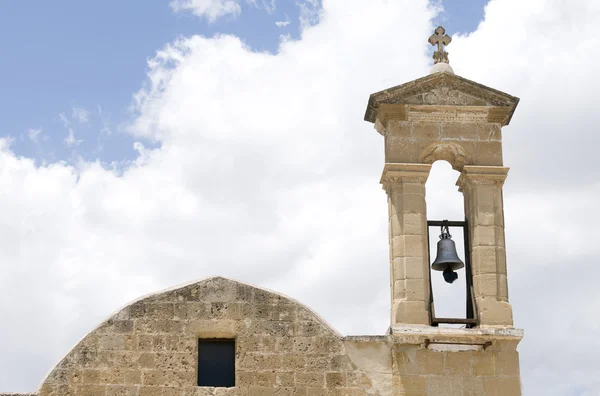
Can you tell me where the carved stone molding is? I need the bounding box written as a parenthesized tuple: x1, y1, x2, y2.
(365, 72, 519, 126)
(380, 163, 432, 193)
(407, 105, 489, 124)
(456, 166, 510, 191)
(419, 142, 470, 171)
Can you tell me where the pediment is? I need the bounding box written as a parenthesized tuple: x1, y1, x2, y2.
(364, 72, 519, 125)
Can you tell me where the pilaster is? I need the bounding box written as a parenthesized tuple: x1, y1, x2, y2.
(457, 166, 513, 326)
(381, 163, 432, 326)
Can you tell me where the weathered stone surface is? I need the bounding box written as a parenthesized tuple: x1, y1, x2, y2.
(364, 71, 519, 126)
(10, 277, 524, 396)
(33, 277, 375, 396)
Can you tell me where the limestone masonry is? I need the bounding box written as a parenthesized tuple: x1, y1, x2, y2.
(3, 26, 523, 396)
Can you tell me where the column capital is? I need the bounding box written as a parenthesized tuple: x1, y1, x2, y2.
(457, 165, 510, 191)
(380, 163, 432, 191)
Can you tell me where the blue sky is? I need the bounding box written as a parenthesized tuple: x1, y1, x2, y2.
(0, 0, 487, 167)
(2, 1, 600, 395)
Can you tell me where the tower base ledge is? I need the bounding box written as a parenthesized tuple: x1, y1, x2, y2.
(389, 324, 523, 351)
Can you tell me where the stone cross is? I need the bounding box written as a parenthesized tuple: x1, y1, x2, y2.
(428, 26, 452, 64)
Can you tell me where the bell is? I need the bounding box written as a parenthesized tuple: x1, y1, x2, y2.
(431, 224, 464, 284)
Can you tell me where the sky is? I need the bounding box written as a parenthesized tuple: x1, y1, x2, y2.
(0, 0, 598, 395)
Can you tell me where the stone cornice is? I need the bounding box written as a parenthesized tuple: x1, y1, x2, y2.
(390, 324, 523, 349)
(365, 72, 519, 127)
(380, 163, 432, 192)
(457, 166, 510, 191)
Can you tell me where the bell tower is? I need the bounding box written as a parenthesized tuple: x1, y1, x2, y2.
(364, 26, 523, 395)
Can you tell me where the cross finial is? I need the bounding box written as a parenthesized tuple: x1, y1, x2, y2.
(428, 26, 452, 64)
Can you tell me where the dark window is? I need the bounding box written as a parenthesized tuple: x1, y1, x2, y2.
(197, 339, 236, 387)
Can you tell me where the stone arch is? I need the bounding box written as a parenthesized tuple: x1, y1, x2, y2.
(418, 141, 471, 171)
(38, 276, 381, 396)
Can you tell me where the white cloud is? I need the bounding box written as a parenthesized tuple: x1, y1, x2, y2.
(26, 128, 43, 143)
(59, 112, 83, 147)
(170, 0, 242, 22)
(297, 0, 321, 28)
(247, 0, 276, 14)
(71, 106, 89, 124)
(275, 14, 290, 27)
(170, 0, 319, 23)
(1, 0, 600, 395)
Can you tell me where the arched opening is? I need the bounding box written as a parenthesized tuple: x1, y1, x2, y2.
(426, 160, 468, 326)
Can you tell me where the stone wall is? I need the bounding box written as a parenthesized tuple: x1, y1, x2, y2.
(385, 119, 503, 171)
(9, 277, 522, 396)
(37, 277, 378, 396)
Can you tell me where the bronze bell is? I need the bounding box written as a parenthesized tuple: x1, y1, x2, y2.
(431, 224, 464, 284)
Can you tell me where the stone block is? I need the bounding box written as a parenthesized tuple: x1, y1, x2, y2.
(295, 372, 324, 387)
(471, 246, 497, 275)
(405, 279, 426, 302)
(404, 257, 426, 279)
(106, 385, 138, 396)
(392, 301, 429, 326)
(413, 122, 441, 140)
(392, 349, 418, 375)
(401, 194, 427, 214)
(471, 352, 497, 376)
(404, 236, 425, 257)
(75, 385, 106, 396)
(391, 236, 406, 259)
(123, 370, 141, 385)
(496, 247, 507, 274)
(483, 377, 521, 396)
(251, 371, 277, 387)
(497, 351, 520, 376)
(416, 350, 444, 375)
(473, 184, 495, 204)
(477, 298, 514, 326)
(477, 124, 502, 141)
(390, 214, 403, 237)
(474, 141, 503, 166)
(386, 138, 421, 163)
(403, 214, 425, 236)
(471, 225, 497, 247)
(463, 377, 484, 396)
(473, 274, 498, 297)
(472, 205, 496, 226)
(498, 274, 509, 301)
(276, 372, 296, 387)
(444, 352, 471, 376)
(441, 122, 477, 141)
(426, 375, 462, 396)
(392, 375, 426, 394)
(326, 372, 346, 388)
(387, 121, 412, 139)
(138, 387, 162, 396)
(401, 183, 426, 195)
(393, 280, 406, 300)
(295, 321, 324, 337)
(248, 386, 275, 396)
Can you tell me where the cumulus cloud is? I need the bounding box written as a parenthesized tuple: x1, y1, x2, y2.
(170, 0, 242, 22)
(0, 0, 599, 395)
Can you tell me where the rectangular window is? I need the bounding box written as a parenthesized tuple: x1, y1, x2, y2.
(197, 339, 236, 387)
